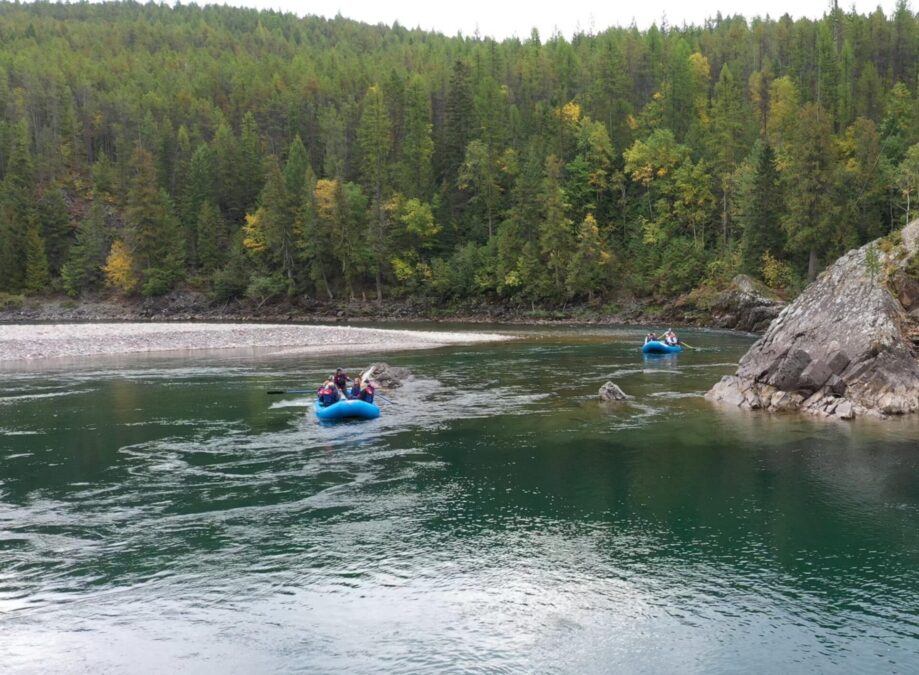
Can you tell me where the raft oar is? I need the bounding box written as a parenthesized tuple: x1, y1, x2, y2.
(267, 389, 315, 395)
(678, 341, 696, 350)
(375, 393, 395, 405)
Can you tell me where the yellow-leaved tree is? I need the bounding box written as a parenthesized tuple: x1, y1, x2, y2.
(103, 240, 138, 294)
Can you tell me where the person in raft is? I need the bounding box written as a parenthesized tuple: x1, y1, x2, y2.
(317, 379, 340, 406)
(664, 329, 679, 346)
(349, 376, 362, 400)
(356, 379, 375, 404)
(644, 331, 659, 345)
(332, 368, 350, 395)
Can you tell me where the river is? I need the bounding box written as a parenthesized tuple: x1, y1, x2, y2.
(1, 325, 917, 673)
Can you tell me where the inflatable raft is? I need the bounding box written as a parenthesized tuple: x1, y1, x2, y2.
(315, 398, 381, 421)
(641, 340, 683, 354)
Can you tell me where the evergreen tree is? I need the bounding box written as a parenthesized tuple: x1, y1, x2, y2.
(538, 155, 573, 299)
(180, 143, 216, 268)
(37, 186, 71, 275)
(238, 111, 265, 214)
(357, 85, 393, 301)
(24, 216, 51, 293)
(740, 144, 785, 275)
(195, 200, 225, 274)
(566, 213, 611, 301)
(61, 198, 109, 296)
(125, 145, 184, 293)
(783, 103, 837, 280)
(400, 75, 434, 198)
(443, 60, 474, 218)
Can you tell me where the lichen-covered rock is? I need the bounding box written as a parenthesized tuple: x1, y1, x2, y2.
(599, 382, 629, 401)
(710, 274, 787, 333)
(706, 220, 919, 420)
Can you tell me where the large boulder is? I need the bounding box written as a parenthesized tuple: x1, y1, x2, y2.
(706, 220, 919, 420)
(360, 362, 409, 388)
(709, 274, 786, 333)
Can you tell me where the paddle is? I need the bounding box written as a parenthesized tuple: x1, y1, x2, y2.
(678, 341, 696, 350)
(267, 389, 315, 395)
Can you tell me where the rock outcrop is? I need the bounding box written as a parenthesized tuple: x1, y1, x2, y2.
(706, 221, 919, 420)
(599, 382, 629, 401)
(709, 274, 786, 333)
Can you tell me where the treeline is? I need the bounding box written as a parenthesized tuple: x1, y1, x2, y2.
(2, 1, 919, 306)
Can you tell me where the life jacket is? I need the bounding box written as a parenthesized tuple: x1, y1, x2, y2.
(318, 385, 337, 406)
(358, 384, 374, 404)
(350, 382, 361, 399)
(334, 373, 348, 389)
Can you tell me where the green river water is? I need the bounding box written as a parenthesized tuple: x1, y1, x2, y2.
(1, 325, 918, 673)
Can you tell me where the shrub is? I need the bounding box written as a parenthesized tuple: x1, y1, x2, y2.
(0, 292, 25, 310)
(761, 252, 800, 292)
(141, 267, 178, 297)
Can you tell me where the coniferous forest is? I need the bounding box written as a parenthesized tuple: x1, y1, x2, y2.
(2, 1, 919, 310)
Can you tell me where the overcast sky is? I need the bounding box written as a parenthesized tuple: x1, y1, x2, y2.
(211, 1, 903, 39)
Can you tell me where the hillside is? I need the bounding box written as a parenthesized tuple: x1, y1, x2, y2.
(1, 1, 919, 314)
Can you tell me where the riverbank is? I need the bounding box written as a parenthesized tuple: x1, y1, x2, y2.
(0, 322, 510, 362)
(0, 276, 786, 332)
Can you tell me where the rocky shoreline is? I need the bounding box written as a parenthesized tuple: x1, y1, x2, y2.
(0, 274, 786, 332)
(707, 220, 919, 420)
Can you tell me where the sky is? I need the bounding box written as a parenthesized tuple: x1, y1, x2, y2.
(208, 0, 904, 39)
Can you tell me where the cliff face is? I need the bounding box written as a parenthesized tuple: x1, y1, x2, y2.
(707, 220, 919, 420)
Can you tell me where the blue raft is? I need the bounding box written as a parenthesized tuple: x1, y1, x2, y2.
(641, 340, 683, 354)
(315, 398, 381, 421)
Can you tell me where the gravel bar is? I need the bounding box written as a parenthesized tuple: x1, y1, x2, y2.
(0, 323, 511, 362)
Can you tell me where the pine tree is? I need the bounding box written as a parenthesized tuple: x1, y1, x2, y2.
(783, 103, 837, 280)
(37, 186, 71, 276)
(566, 213, 611, 301)
(61, 198, 109, 296)
(181, 143, 217, 268)
(195, 200, 225, 274)
(24, 216, 51, 293)
(238, 111, 264, 215)
(213, 122, 243, 223)
(740, 143, 785, 275)
(443, 60, 474, 216)
(358, 84, 393, 302)
(538, 155, 573, 299)
(400, 75, 434, 198)
(0, 119, 34, 291)
(457, 140, 502, 241)
(125, 145, 184, 291)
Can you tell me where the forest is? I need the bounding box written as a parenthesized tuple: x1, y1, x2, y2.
(2, 1, 919, 310)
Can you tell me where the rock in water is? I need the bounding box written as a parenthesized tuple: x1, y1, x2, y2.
(710, 274, 786, 333)
(599, 382, 629, 401)
(361, 362, 409, 388)
(706, 220, 919, 420)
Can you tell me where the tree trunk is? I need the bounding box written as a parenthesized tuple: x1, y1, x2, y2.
(321, 267, 333, 300)
(808, 248, 818, 281)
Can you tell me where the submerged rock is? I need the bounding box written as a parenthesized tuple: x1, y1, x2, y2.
(707, 220, 919, 420)
(599, 381, 629, 401)
(710, 274, 786, 333)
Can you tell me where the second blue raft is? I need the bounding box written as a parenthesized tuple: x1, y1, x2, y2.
(641, 340, 683, 354)
(315, 399, 381, 420)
